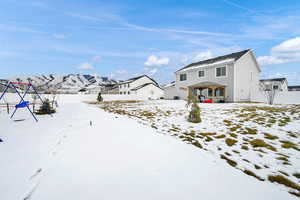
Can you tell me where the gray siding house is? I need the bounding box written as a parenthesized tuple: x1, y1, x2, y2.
(171, 49, 261, 102)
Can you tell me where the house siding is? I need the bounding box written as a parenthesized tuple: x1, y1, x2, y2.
(175, 62, 235, 101)
(234, 51, 260, 102)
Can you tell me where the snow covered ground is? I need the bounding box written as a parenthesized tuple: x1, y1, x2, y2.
(0, 98, 299, 199)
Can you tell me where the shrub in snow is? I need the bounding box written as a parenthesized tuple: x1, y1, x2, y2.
(35, 99, 56, 115)
(187, 95, 201, 123)
(97, 92, 103, 102)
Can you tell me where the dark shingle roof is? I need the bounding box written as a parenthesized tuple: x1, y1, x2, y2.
(288, 85, 300, 90)
(260, 78, 287, 83)
(121, 75, 158, 85)
(131, 83, 162, 91)
(177, 49, 250, 72)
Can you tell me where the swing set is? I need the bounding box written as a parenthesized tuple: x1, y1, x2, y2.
(0, 79, 45, 122)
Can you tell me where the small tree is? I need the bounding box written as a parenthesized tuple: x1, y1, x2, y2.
(187, 95, 201, 123)
(261, 81, 278, 105)
(35, 98, 56, 115)
(97, 92, 103, 102)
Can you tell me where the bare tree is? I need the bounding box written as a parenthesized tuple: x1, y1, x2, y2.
(261, 81, 278, 105)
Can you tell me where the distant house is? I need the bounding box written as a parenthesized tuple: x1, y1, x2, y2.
(259, 78, 288, 91)
(101, 84, 119, 94)
(163, 81, 177, 99)
(169, 49, 261, 102)
(118, 75, 164, 99)
(288, 85, 300, 91)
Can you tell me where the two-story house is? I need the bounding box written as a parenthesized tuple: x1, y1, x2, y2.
(118, 75, 164, 99)
(171, 49, 261, 102)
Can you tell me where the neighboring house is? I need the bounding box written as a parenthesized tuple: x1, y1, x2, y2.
(288, 85, 300, 91)
(118, 75, 164, 99)
(259, 78, 288, 91)
(163, 81, 178, 99)
(101, 84, 119, 94)
(172, 49, 261, 102)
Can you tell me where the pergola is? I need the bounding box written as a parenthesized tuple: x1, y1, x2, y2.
(188, 81, 226, 102)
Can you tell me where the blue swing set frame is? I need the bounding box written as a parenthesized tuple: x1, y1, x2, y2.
(0, 80, 45, 122)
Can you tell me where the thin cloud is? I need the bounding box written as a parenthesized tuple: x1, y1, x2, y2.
(77, 63, 95, 70)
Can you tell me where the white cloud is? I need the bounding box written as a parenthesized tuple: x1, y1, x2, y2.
(272, 37, 300, 52)
(192, 50, 213, 62)
(77, 63, 95, 70)
(258, 37, 300, 65)
(257, 56, 286, 65)
(53, 34, 67, 39)
(92, 55, 101, 62)
(144, 55, 170, 67)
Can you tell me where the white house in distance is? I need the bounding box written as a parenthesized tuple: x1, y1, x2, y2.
(165, 49, 261, 102)
(119, 75, 164, 100)
(259, 78, 288, 92)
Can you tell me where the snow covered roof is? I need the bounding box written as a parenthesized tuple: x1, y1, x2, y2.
(177, 49, 250, 72)
(121, 75, 158, 86)
(130, 83, 162, 91)
(260, 78, 287, 83)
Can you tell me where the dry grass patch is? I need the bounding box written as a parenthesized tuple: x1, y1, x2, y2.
(225, 138, 237, 146)
(249, 139, 277, 151)
(214, 134, 226, 139)
(220, 154, 237, 167)
(280, 140, 300, 151)
(264, 133, 279, 140)
(293, 173, 300, 179)
(243, 169, 265, 181)
(268, 175, 300, 195)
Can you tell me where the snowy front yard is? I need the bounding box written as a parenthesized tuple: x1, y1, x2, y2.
(98, 100, 300, 197)
(0, 99, 299, 200)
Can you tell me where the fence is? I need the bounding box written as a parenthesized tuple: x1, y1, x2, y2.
(253, 91, 300, 104)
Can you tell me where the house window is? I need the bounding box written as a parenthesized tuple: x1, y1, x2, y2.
(215, 88, 225, 96)
(180, 74, 187, 81)
(216, 66, 226, 77)
(128, 91, 130, 95)
(273, 85, 279, 90)
(198, 70, 205, 77)
(127, 84, 130, 88)
(208, 88, 213, 96)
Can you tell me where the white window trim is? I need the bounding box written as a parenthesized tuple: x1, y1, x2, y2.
(198, 70, 205, 78)
(215, 65, 227, 78)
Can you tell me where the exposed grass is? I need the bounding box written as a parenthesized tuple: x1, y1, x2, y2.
(249, 139, 277, 151)
(264, 133, 279, 140)
(224, 138, 237, 146)
(243, 169, 264, 181)
(276, 156, 289, 162)
(254, 164, 262, 170)
(280, 140, 300, 151)
(241, 145, 249, 151)
(293, 173, 300, 179)
(241, 127, 257, 135)
(268, 175, 300, 193)
(214, 134, 226, 139)
(279, 171, 290, 177)
(220, 154, 237, 167)
(229, 133, 238, 138)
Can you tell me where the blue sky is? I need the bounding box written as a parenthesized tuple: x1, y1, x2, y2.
(1, 0, 300, 85)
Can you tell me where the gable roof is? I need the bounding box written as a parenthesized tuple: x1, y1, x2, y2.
(121, 75, 158, 85)
(177, 49, 250, 72)
(260, 78, 287, 83)
(131, 83, 162, 91)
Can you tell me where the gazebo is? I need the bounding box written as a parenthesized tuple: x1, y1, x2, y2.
(188, 81, 226, 102)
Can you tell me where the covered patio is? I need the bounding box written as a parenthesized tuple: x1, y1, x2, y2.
(188, 81, 226, 103)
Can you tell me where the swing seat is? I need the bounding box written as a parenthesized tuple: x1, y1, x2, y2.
(16, 101, 29, 108)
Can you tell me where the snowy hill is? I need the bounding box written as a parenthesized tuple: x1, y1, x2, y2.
(5, 74, 118, 93)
